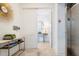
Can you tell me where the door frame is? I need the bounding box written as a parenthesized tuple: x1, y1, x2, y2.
(21, 8, 53, 48)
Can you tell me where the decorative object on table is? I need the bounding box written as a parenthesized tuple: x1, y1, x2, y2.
(0, 3, 13, 20)
(3, 34, 16, 40)
(17, 39, 24, 44)
(38, 32, 42, 34)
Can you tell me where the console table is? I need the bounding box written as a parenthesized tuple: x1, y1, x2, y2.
(0, 37, 25, 56)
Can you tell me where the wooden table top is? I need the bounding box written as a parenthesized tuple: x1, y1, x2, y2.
(0, 40, 11, 44)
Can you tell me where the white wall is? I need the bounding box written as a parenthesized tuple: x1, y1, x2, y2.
(0, 3, 21, 39)
(20, 9, 37, 49)
(52, 4, 66, 56)
(57, 4, 66, 56)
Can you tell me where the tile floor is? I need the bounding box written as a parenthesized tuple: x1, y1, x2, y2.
(20, 42, 55, 56)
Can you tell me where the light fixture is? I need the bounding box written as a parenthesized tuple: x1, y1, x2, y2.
(0, 3, 13, 20)
(1, 6, 8, 13)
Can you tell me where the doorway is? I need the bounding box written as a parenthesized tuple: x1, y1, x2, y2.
(20, 8, 52, 56)
(37, 8, 51, 48)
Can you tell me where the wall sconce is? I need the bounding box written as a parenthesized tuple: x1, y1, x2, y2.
(13, 26, 20, 31)
(0, 3, 13, 20)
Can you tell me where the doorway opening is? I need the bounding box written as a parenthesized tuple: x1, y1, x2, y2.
(20, 8, 52, 56)
(37, 8, 51, 48)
